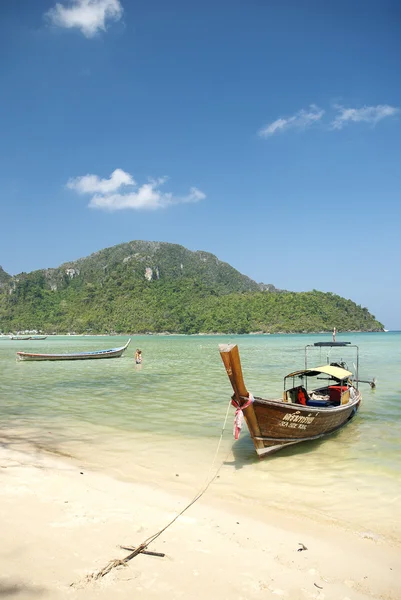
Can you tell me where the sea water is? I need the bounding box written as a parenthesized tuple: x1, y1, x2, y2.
(1, 332, 400, 543)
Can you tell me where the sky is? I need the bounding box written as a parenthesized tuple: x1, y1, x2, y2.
(0, 0, 400, 329)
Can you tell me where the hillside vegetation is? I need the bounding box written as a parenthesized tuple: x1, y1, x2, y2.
(0, 266, 11, 289)
(0, 241, 383, 334)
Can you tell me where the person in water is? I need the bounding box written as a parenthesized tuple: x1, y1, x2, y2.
(135, 349, 142, 364)
(332, 327, 336, 342)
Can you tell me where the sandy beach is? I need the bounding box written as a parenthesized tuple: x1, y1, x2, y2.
(1, 437, 400, 600)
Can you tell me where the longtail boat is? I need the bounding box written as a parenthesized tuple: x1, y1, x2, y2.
(16, 339, 131, 362)
(219, 341, 363, 458)
(11, 335, 48, 340)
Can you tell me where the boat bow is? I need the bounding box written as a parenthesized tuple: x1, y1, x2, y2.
(219, 344, 265, 452)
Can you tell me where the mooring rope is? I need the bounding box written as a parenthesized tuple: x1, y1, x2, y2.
(84, 397, 234, 582)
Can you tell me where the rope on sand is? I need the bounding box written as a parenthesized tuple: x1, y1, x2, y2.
(81, 398, 233, 582)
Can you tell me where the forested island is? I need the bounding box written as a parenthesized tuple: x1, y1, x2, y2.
(0, 241, 383, 334)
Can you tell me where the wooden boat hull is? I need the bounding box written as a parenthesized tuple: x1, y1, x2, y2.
(10, 336, 47, 340)
(248, 394, 361, 456)
(16, 339, 131, 362)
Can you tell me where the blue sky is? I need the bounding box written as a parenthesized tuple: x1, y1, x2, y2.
(1, 0, 400, 329)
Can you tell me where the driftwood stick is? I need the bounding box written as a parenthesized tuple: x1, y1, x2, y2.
(120, 545, 165, 557)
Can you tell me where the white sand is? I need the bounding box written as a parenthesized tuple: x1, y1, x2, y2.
(0, 441, 400, 600)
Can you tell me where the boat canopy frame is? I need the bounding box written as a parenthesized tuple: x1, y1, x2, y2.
(304, 341, 359, 389)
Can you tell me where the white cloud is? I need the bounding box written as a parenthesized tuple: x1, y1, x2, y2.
(45, 0, 123, 38)
(331, 104, 399, 130)
(258, 105, 325, 137)
(67, 169, 206, 211)
(67, 168, 134, 194)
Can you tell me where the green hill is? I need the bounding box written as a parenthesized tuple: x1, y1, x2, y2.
(0, 240, 383, 334)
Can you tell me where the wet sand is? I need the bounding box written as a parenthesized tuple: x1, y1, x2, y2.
(1, 439, 400, 600)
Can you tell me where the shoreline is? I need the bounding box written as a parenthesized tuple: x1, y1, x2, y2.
(1, 330, 387, 337)
(1, 440, 400, 599)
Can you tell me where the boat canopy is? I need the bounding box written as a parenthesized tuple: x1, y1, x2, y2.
(285, 364, 353, 381)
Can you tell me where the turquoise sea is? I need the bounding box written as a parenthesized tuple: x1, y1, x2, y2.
(1, 332, 400, 543)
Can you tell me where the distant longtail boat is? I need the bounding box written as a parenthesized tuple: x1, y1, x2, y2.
(16, 339, 131, 361)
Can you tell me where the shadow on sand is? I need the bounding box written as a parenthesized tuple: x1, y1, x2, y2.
(0, 580, 46, 597)
(0, 430, 76, 467)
